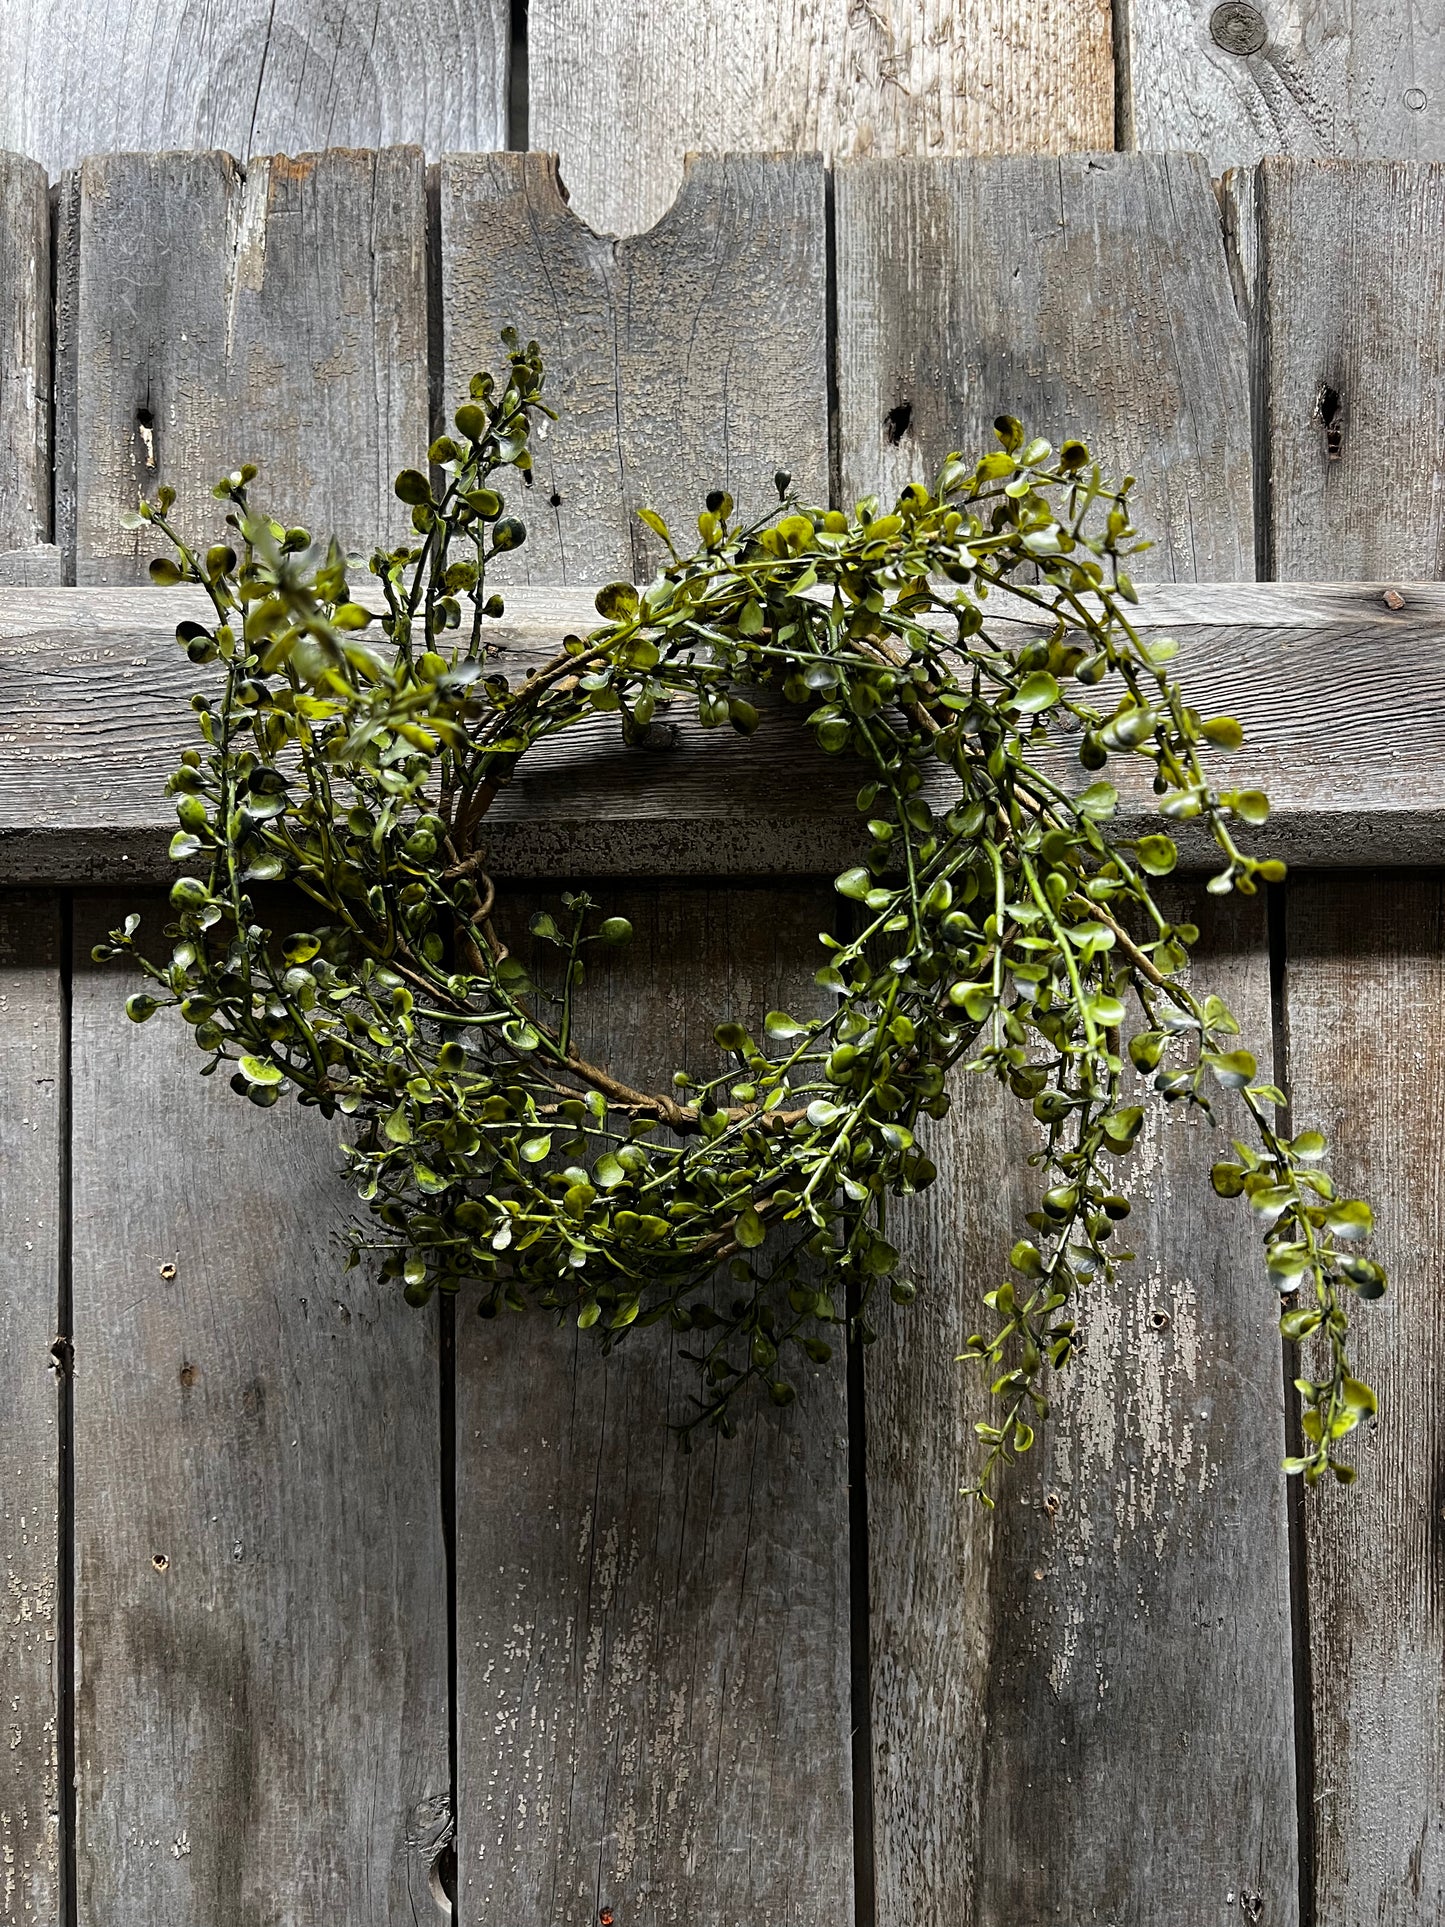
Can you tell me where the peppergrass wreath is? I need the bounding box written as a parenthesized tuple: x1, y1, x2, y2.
(101, 331, 1384, 1498)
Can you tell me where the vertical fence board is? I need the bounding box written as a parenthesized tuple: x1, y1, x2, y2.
(836, 151, 1255, 581)
(1242, 158, 1445, 580)
(64, 146, 428, 585)
(454, 884, 853, 1922)
(873, 902, 1297, 1925)
(438, 151, 829, 584)
(528, 0, 1113, 237)
(0, 4, 507, 186)
(70, 899, 450, 1924)
(1128, 2, 1445, 175)
(0, 153, 57, 583)
(1285, 878, 1445, 1927)
(0, 895, 61, 1923)
(841, 152, 1297, 1923)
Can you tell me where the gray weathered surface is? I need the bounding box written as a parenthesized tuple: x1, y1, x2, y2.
(69, 896, 450, 1924)
(7, 577, 1444, 880)
(528, 0, 1114, 236)
(836, 152, 1255, 582)
(0, 153, 56, 588)
(1236, 159, 1445, 580)
(3, 579, 1443, 874)
(454, 883, 853, 1921)
(0, 895, 61, 1923)
(63, 147, 428, 585)
(0, 3, 507, 185)
(437, 151, 830, 586)
(1287, 878, 1445, 1926)
(1128, 0, 1445, 175)
(871, 894, 1298, 1924)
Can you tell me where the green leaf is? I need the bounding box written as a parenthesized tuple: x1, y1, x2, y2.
(1326, 1199, 1374, 1241)
(1136, 834, 1178, 876)
(1014, 671, 1061, 713)
(834, 866, 872, 901)
(1206, 1048, 1257, 1090)
(1076, 782, 1118, 820)
(383, 1105, 412, 1143)
(595, 581, 640, 622)
(239, 1054, 284, 1088)
(1201, 715, 1244, 749)
(764, 1010, 807, 1041)
(736, 1204, 766, 1249)
(520, 1134, 552, 1164)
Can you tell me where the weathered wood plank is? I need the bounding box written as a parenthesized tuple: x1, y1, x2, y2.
(848, 148, 1297, 1924)
(1286, 878, 1445, 1927)
(0, 5, 507, 184)
(4, 579, 1441, 880)
(454, 882, 853, 1921)
(0, 153, 52, 576)
(62, 147, 429, 585)
(872, 893, 1296, 1924)
(437, 151, 829, 585)
(0, 894, 61, 1924)
(1233, 158, 1445, 580)
(527, 1, 1113, 237)
(835, 152, 1255, 582)
(69, 895, 450, 1924)
(1128, 0, 1445, 174)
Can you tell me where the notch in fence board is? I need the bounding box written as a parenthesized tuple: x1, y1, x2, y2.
(526, 0, 1114, 239)
(436, 149, 829, 587)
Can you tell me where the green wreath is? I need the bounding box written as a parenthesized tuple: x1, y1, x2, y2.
(100, 331, 1383, 1497)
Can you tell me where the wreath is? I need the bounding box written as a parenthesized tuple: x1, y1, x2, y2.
(99, 331, 1383, 1497)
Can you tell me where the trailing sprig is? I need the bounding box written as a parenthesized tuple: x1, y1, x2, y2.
(102, 333, 1383, 1496)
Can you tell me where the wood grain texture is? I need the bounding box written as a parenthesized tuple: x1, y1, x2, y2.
(438, 151, 829, 585)
(69, 896, 449, 1925)
(1287, 878, 1445, 1927)
(1128, 0, 1445, 175)
(0, 895, 61, 1924)
(6, 580, 1445, 879)
(1235, 158, 1445, 579)
(528, 0, 1113, 236)
(64, 147, 428, 585)
(871, 894, 1298, 1924)
(835, 152, 1255, 581)
(454, 883, 853, 1922)
(0, 153, 51, 560)
(0, 1, 506, 184)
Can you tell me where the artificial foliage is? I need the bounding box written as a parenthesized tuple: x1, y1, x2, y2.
(101, 332, 1384, 1497)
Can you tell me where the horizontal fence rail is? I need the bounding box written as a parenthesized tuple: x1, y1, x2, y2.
(0, 142, 1442, 1927)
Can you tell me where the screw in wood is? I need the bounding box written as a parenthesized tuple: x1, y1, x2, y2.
(1209, 2, 1267, 55)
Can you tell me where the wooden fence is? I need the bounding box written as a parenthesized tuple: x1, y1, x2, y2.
(2, 127, 1444, 1927)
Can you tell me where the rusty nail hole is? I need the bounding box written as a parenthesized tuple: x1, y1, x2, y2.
(600, 1912, 615, 1925)
(884, 400, 913, 445)
(1149, 1308, 1172, 1331)
(159, 1262, 177, 1281)
(548, 490, 563, 508)
(1383, 588, 1406, 610)
(1042, 1492, 1062, 1517)
(152, 1552, 169, 1572)
(178, 1362, 198, 1388)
